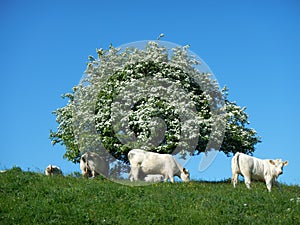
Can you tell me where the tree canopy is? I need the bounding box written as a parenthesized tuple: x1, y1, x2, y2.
(50, 41, 260, 164)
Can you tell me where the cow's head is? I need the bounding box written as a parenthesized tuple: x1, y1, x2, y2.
(46, 165, 53, 173)
(269, 159, 288, 177)
(82, 168, 91, 178)
(80, 153, 91, 177)
(180, 168, 190, 182)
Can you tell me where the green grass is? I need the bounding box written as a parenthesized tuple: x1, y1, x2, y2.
(1, 167, 300, 224)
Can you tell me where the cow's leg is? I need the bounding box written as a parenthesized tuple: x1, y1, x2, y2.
(232, 172, 239, 188)
(245, 178, 251, 189)
(274, 180, 282, 192)
(265, 176, 280, 192)
(128, 170, 133, 181)
(82, 171, 88, 178)
(130, 167, 139, 181)
(163, 174, 169, 182)
(265, 177, 277, 192)
(82, 168, 89, 178)
(243, 173, 252, 189)
(265, 180, 272, 192)
(169, 176, 175, 183)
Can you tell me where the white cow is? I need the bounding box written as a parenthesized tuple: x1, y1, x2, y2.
(231, 152, 288, 192)
(45, 165, 62, 176)
(144, 174, 164, 182)
(128, 149, 190, 183)
(80, 152, 109, 178)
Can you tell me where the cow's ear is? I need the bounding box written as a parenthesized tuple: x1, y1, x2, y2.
(269, 160, 275, 165)
(183, 168, 189, 174)
(284, 161, 288, 166)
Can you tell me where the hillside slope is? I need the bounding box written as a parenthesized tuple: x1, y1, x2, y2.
(0, 168, 299, 224)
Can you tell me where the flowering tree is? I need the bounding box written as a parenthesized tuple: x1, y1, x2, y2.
(50, 41, 260, 164)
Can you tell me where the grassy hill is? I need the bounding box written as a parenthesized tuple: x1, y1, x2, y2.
(1, 167, 299, 224)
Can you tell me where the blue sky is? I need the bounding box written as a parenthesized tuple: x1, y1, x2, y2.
(1, 0, 299, 185)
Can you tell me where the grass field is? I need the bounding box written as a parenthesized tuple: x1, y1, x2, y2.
(1, 167, 299, 224)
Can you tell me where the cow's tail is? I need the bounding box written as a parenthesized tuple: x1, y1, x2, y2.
(232, 152, 241, 173)
(231, 152, 241, 187)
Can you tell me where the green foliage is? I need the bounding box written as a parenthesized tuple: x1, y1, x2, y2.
(50, 91, 81, 163)
(50, 41, 260, 163)
(1, 168, 299, 224)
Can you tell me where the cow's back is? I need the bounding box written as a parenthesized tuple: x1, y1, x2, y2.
(235, 153, 266, 180)
(128, 149, 176, 175)
(141, 154, 173, 174)
(238, 153, 254, 173)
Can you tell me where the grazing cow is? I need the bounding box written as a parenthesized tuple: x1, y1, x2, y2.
(45, 165, 62, 176)
(144, 174, 164, 182)
(80, 152, 109, 178)
(128, 149, 190, 183)
(231, 152, 288, 192)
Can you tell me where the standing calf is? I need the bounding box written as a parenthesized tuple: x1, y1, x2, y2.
(231, 152, 288, 192)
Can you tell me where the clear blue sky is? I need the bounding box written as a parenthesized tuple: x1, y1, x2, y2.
(1, 0, 299, 185)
